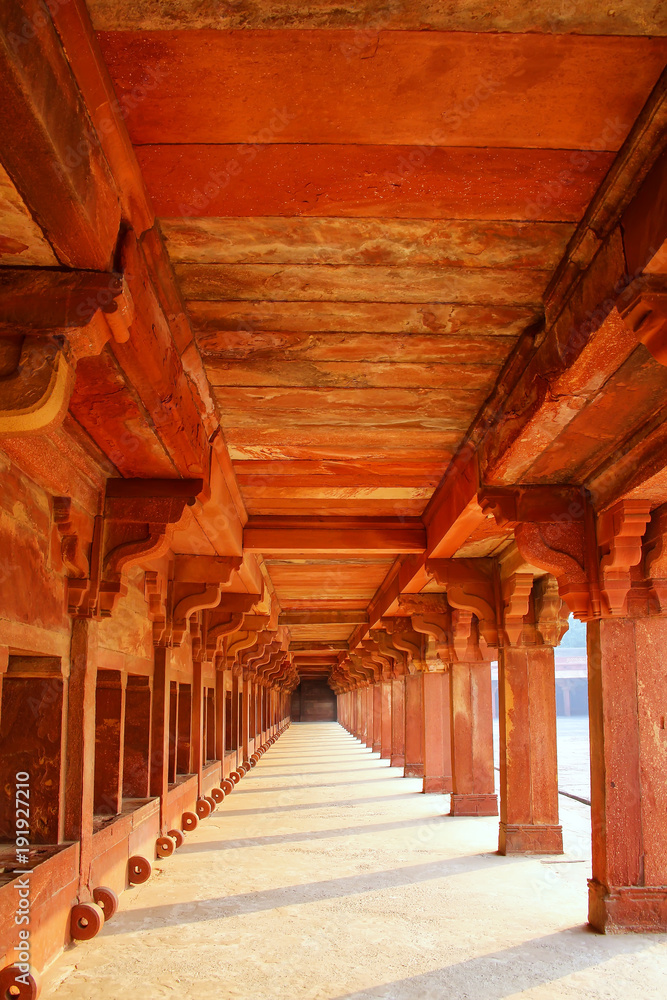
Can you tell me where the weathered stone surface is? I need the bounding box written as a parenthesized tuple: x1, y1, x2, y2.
(89, 0, 667, 35)
(140, 144, 613, 221)
(100, 31, 666, 148)
(162, 217, 575, 268)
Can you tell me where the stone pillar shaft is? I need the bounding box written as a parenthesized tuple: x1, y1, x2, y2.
(380, 680, 392, 758)
(404, 673, 424, 778)
(391, 677, 406, 767)
(422, 671, 452, 794)
(450, 660, 497, 816)
(587, 617, 667, 932)
(498, 644, 562, 854)
(372, 683, 382, 752)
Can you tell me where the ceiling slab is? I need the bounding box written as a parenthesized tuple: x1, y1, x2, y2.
(99, 31, 666, 148)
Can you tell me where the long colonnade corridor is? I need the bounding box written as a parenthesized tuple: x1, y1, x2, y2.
(40, 724, 666, 1000)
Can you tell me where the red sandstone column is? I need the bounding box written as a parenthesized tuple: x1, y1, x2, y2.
(192, 658, 204, 793)
(390, 677, 406, 767)
(498, 644, 562, 854)
(404, 673, 424, 778)
(214, 665, 225, 763)
(66, 618, 98, 889)
(372, 683, 382, 752)
(380, 680, 392, 758)
(150, 645, 171, 831)
(241, 674, 251, 761)
(364, 686, 373, 748)
(587, 617, 667, 932)
(422, 671, 452, 794)
(449, 660, 497, 816)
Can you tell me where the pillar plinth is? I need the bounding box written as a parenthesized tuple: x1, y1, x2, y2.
(498, 644, 562, 855)
(587, 616, 667, 932)
(450, 660, 497, 817)
(451, 793, 498, 816)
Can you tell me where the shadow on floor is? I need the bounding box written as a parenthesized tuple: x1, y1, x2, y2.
(102, 854, 522, 935)
(327, 927, 664, 1000)
(179, 814, 474, 852)
(218, 792, 427, 816)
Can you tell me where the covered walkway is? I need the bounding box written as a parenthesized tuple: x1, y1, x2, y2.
(41, 724, 667, 1000)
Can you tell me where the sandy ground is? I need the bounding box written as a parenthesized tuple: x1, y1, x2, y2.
(42, 723, 667, 1000)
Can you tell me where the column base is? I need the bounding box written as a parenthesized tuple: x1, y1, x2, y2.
(404, 763, 424, 778)
(450, 793, 498, 816)
(498, 822, 563, 855)
(588, 879, 667, 933)
(390, 754, 405, 767)
(372, 740, 381, 753)
(423, 775, 453, 794)
(380, 746, 392, 759)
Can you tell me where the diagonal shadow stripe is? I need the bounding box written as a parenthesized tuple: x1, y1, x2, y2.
(101, 854, 521, 936)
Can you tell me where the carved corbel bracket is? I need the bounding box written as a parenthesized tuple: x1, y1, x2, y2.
(359, 638, 392, 679)
(53, 496, 97, 616)
(617, 274, 667, 366)
(369, 627, 408, 677)
(144, 569, 168, 645)
(398, 594, 452, 669)
(501, 572, 534, 646)
(98, 480, 204, 618)
(170, 554, 243, 645)
(380, 616, 425, 673)
(227, 615, 271, 673)
(172, 585, 223, 646)
(425, 559, 499, 646)
(61, 478, 203, 619)
(0, 270, 134, 435)
(514, 521, 590, 619)
(204, 592, 262, 658)
(642, 505, 667, 613)
(348, 653, 377, 685)
(480, 486, 593, 620)
(0, 337, 74, 435)
(597, 500, 652, 615)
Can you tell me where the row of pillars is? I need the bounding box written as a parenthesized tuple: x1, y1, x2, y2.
(338, 665, 500, 818)
(60, 621, 291, 889)
(338, 616, 667, 933)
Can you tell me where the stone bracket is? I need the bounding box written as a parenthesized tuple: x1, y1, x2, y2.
(480, 486, 592, 619)
(617, 274, 667, 366)
(425, 558, 499, 646)
(0, 269, 133, 435)
(597, 499, 652, 615)
(59, 478, 203, 619)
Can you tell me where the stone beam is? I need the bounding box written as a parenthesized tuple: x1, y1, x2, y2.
(279, 610, 368, 626)
(244, 517, 426, 554)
